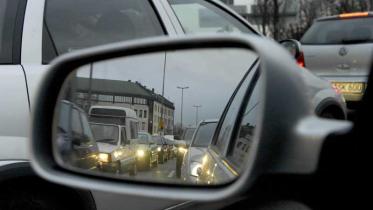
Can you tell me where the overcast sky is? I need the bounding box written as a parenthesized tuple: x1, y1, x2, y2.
(76, 48, 258, 127)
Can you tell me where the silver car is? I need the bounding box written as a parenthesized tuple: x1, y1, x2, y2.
(181, 119, 218, 183)
(301, 12, 372, 105)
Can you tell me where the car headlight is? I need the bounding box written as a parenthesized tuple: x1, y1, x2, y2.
(157, 147, 161, 152)
(190, 162, 202, 177)
(202, 155, 208, 166)
(137, 150, 145, 157)
(113, 151, 122, 159)
(98, 153, 110, 163)
(178, 147, 187, 153)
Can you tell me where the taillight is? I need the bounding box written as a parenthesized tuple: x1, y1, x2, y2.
(297, 51, 305, 68)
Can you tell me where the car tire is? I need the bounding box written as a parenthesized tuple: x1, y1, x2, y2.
(159, 154, 164, 164)
(116, 161, 123, 174)
(129, 162, 137, 176)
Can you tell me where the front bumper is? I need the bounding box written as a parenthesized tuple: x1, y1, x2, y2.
(98, 161, 119, 173)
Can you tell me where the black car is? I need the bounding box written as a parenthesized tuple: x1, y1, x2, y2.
(153, 136, 171, 164)
(57, 100, 99, 170)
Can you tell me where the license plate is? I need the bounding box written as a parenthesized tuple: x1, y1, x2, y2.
(332, 82, 364, 94)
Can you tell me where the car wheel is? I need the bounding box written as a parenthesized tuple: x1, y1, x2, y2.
(159, 154, 164, 164)
(129, 162, 137, 176)
(116, 161, 123, 174)
(153, 158, 158, 168)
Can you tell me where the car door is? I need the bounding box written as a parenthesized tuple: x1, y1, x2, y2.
(0, 0, 29, 161)
(200, 64, 260, 185)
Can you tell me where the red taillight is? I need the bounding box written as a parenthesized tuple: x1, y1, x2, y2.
(296, 51, 305, 68)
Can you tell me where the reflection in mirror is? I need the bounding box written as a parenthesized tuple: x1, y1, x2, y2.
(54, 48, 261, 185)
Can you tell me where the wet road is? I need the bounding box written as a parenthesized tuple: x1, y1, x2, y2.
(134, 158, 181, 183)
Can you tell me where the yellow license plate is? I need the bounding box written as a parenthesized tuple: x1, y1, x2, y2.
(332, 82, 364, 94)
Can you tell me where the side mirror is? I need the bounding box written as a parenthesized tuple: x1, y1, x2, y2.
(279, 39, 305, 67)
(30, 35, 350, 201)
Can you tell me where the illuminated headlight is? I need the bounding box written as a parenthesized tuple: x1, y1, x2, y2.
(98, 153, 110, 163)
(178, 147, 187, 153)
(137, 150, 145, 157)
(202, 155, 208, 166)
(157, 147, 162, 152)
(113, 151, 122, 159)
(190, 162, 202, 177)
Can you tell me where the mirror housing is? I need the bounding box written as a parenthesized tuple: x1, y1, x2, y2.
(30, 35, 351, 201)
(279, 39, 305, 67)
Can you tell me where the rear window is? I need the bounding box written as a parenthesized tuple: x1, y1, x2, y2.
(191, 122, 217, 147)
(43, 0, 165, 63)
(301, 17, 373, 45)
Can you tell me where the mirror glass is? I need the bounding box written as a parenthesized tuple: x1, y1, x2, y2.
(54, 47, 262, 185)
(280, 40, 299, 58)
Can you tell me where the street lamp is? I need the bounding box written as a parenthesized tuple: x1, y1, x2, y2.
(177, 86, 189, 129)
(193, 105, 202, 126)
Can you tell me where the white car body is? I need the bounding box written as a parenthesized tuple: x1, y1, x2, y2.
(0, 0, 346, 209)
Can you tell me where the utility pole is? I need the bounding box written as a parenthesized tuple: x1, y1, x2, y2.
(87, 63, 93, 112)
(177, 86, 189, 130)
(193, 105, 202, 126)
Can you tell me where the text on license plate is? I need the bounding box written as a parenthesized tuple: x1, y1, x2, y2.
(332, 82, 364, 94)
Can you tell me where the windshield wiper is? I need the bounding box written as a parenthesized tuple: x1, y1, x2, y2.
(341, 38, 373, 44)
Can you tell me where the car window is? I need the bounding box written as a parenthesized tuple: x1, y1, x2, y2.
(58, 103, 70, 134)
(0, 0, 25, 64)
(227, 76, 262, 170)
(214, 66, 258, 154)
(168, 0, 252, 34)
(301, 18, 373, 45)
(43, 0, 165, 63)
(129, 121, 138, 139)
(80, 113, 94, 140)
(153, 136, 165, 145)
(71, 108, 83, 136)
(191, 122, 217, 147)
(183, 128, 196, 143)
(120, 127, 128, 145)
(90, 124, 119, 145)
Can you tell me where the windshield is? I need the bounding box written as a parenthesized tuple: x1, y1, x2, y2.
(90, 124, 119, 145)
(43, 0, 164, 63)
(301, 17, 373, 45)
(191, 122, 217, 147)
(137, 133, 150, 144)
(152, 136, 165, 145)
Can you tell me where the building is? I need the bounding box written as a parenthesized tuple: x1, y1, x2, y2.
(73, 78, 175, 135)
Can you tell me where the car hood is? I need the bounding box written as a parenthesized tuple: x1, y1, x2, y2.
(174, 140, 187, 147)
(97, 143, 117, 153)
(135, 144, 154, 151)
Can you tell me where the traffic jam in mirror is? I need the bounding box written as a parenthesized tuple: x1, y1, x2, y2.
(54, 48, 259, 185)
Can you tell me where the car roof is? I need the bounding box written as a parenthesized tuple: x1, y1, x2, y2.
(317, 12, 373, 22)
(89, 105, 137, 118)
